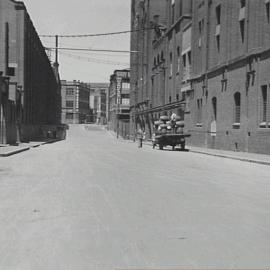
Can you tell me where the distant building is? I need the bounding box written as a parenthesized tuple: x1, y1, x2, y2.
(61, 80, 91, 124)
(89, 83, 108, 124)
(0, 0, 61, 144)
(108, 69, 130, 138)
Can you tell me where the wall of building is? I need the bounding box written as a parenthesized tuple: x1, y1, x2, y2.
(89, 83, 108, 124)
(0, 0, 61, 143)
(61, 80, 91, 124)
(185, 0, 270, 154)
(108, 69, 130, 138)
(131, 0, 270, 154)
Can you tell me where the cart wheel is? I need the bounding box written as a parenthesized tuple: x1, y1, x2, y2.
(159, 144, 163, 150)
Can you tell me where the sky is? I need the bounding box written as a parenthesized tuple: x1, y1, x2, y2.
(22, 0, 131, 83)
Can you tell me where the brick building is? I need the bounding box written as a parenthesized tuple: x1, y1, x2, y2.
(130, 0, 270, 154)
(0, 0, 61, 144)
(61, 80, 91, 124)
(89, 83, 108, 124)
(108, 69, 130, 138)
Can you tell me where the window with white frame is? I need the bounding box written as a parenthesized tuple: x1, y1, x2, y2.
(233, 92, 241, 126)
(66, 100, 74, 108)
(260, 85, 269, 128)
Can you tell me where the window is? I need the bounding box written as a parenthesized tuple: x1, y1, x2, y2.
(66, 88, 74, 96)
(240, 0, 246, 8)
(212, 97, 217, 121)
(188, 51, 191, 66)
(176, 94, 179, 101)
(182, 54, 186, 68)
(216, 35, 220, 52)
(66, 100, 74, 108)
(179, 0, 183, 17)
(240, 20, 245, 43)
(216, 5, 221, 25)
(177, 47, 180, 73)
(171, 0, 175, 24)
(161, 51, 164, 61)
(169, 52, 173, 77)
(199, 19, 204, 34)
(169, 96, 172, 103)
(121, 98, 130, 105)
(261, 85, 267, 125)
(122, 82, 130, 90)
(233, 92, 241, 125)
(266, 0, 270, 23)
(196, 98, 203, 125)
(66, 113, 73, 119)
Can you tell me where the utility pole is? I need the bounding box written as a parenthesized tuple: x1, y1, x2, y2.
(55, 35, 59, 65)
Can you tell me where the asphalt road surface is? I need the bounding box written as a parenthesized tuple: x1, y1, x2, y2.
(0, 125, 270, 270)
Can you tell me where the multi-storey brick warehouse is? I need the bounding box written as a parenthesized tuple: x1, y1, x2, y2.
(61, 80, 91, 124)
(0, 0, 61, 144)
(130, 0, 270, 154)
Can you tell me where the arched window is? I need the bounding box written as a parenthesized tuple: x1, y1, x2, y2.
(212, 97, 217, 120)
(234, 92, 241, 123)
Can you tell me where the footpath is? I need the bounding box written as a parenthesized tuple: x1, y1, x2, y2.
(186, 145, 270, 166)
(106, 129, 270, 166)
(0, 139, 60, 157)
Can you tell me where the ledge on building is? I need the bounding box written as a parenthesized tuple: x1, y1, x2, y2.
(232, 123, 241, 129)
(259, 122, 269, 128)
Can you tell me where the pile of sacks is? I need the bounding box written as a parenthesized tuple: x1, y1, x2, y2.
(154, 115, 185, 134)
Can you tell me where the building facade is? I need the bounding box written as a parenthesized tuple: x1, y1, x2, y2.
(130, 0, 270, 154)
(108, 69, 130, 138)
(0, 0, 61, 144)
(89, 83, 108, 124)
(61, 80, 91, 124)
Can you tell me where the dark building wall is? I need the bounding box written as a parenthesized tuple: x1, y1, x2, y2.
(0, 0, 61, 143)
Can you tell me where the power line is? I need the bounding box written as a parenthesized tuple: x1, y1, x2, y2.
(45, 47, 137, 54)
(59, 51, 129, 66)
(40, 28, 154, 38)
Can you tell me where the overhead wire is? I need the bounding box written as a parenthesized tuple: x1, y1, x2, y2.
(40, 27, 154, 38)
(45, 47, 136, 54)
(58, 51, 129, 66)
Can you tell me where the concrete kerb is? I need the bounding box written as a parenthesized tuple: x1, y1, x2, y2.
(103, 129, 270, 166)
(0, 138, 61, 157)
(0, 146, 30, 157)
(188, 148, 270, 166)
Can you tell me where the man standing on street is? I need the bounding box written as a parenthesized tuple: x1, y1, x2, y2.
(137, 128, 144, 148)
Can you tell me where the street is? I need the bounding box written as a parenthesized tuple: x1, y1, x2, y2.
(0, 124, 270, 270)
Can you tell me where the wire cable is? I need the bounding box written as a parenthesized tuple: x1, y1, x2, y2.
(59, 51, 129, 66)
(45, 47, 137, 54)
(40, 28, 154, 38)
